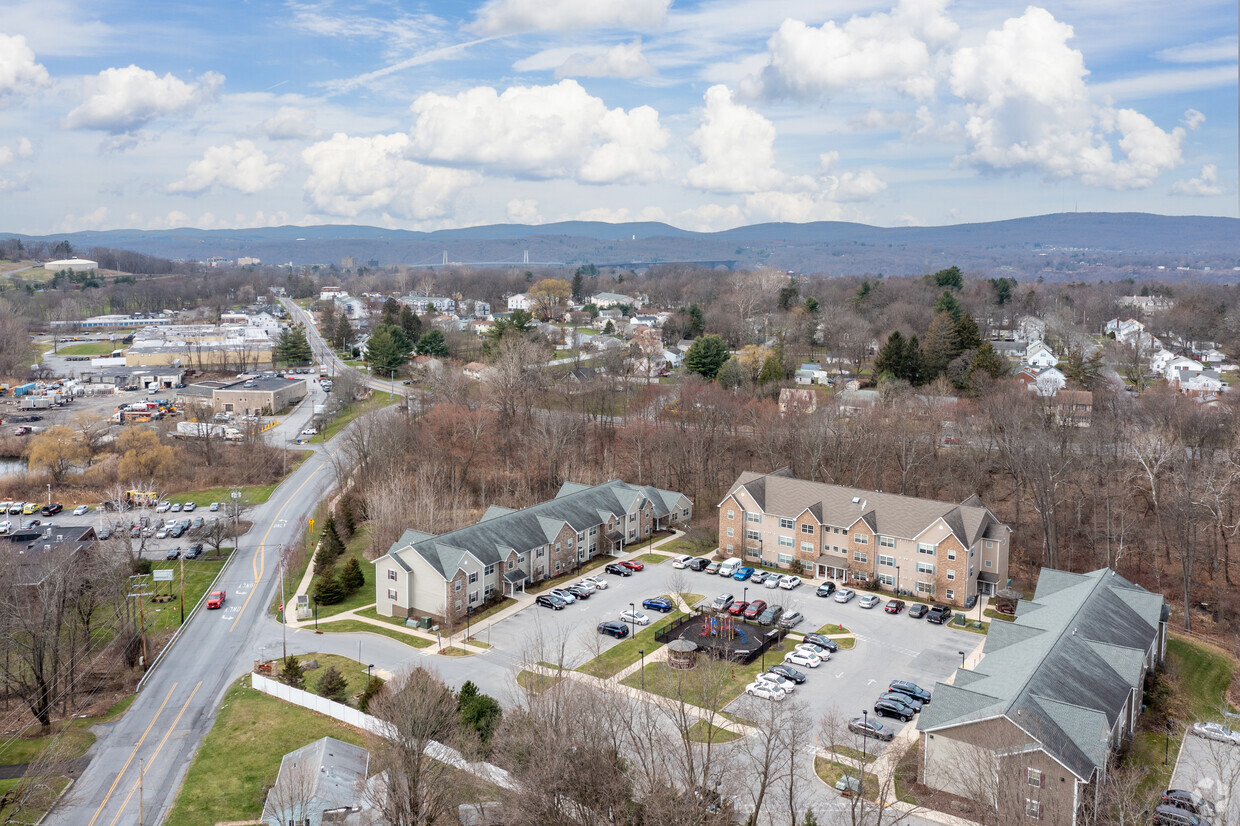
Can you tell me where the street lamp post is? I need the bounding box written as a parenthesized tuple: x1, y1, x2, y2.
(743, 586, 748, 610)
(958, 650, 966, 667)
(1164, 718, 1176, 765)
(465, 605, 472, 643)
(313, 597, 318, 631)
(629, 602, 636, 637)
(861, 709, 869, 762)
(367, 663, 374, 681)
(639, 649, 645, 692)
(895, 565, 900, 596)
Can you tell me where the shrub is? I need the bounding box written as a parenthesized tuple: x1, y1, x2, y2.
(340, 557, 365, 593)
(279, 655, 304, 689)
(312, 567, 346, 605)
(317, 666, 349, 703)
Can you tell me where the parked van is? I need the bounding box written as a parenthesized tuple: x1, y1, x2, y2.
(718, 559, 741, 578)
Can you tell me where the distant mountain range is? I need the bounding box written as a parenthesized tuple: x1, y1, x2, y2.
(6, 212, 1239, 278)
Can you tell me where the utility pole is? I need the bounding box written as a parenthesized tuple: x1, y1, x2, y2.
(129, 574, 152, 670)
(179, 551, 185, 625)
(280, 544, 287, 661)
(138, 758, 144, 825)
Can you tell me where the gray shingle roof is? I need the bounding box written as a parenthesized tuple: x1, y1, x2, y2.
(262, 736, 369, 822)
(918, 568, 1164, 780)
(726, 469, 1002, 546)
(386, 480, 687, 579)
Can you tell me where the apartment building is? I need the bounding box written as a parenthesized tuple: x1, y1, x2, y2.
(375, 479, 692, 625)
(717, 469, 1010, 606)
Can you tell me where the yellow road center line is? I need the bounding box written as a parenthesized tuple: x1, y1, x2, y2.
(107, 681, 202, 826)
(86, 683, 178, 826)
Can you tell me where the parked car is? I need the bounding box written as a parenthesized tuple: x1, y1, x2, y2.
(1161, 790, 1216, 819)
(1190, 721, 1240, 745)
(888, 681, 932, 704)
(209, 502, 220, 512)
(816, 581, 837, 598)
(22, 519, 41, 529)
(873, 698, 915, 723)
(878, 692, 922, 713)
(169, 524, 186, 538)
(98, 528, 112, 540)
(670, 554, 693, 568)
(755, 672, 796, 694)
(536, 594, 567, 610)
(727, 600, 749, 616)
(643, 597, 674, 613)
(597, 620, 630, 639)
(185, 544, 203, 559)
(777, 611, 804, 629)
(926, 604, 953, 624)
(564, 585, 591, 599)
(908, 603, 929, 618)
(802, 633, 839, 652)
(779, 575, 802, 590)
(794, 643, 832, 662)
(769, 664, 806, 683)
(750, 570, 769, 584)
(858, 594, 881, 609)
(834, 588, 856, 603)
(206, 590, 226, 609)
(582, 575, 609, 589)
(784, 650, 822, 668)
(192, 516, 204, 529)
(183, 502, 197, 512)
(704, 560, 721, 575)
(165, 548, 181, 560)
(574, 580, 599, 594)
(73, 505, 90, 515)
(1152, 804, 1210, 826)
(763, 574, 781, 589)
(712, 593, 735, 612)
(619, 559, 644, 572)
(40, 503, 63, 516)
(620, 609, 651, 626)
(155, 501, 171, 513)
(757, 605, 784, 626)
(732, 566, 754, 581)
(885, 599, 906, 614)
(604, 563, 633, 577)
(170, 503, 183, 512)
(301, 427, 317, 436)
(745, 681, 786, 701)
(686, 557, 710, 571)
(848, 717, 895, 741)
(742, 599, 767, 620)
(548, 588, 577, 604)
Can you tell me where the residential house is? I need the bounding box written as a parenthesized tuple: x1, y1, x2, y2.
(1163, 356, 1204, 382)
(1032, 366, 1067, 397)
(795, 363, 824, 385)
(591, 291, 641, 310)
(375, 480, 692, 625)
(1149, 349, 1177, 375)
(991, 340, 1026, 361)
(662, 349, 684, 368)
(1178, 370, 1224, 397)
(506, 293, 531, 312)
(1025, 341, 1058, 369)
(402, 295, 457, 315)
(319, 286, 347, 302)
(1198, 347, 1228, 366)
(261, 737, 380, 826)
(717, 469, 1010, 605)
(917, 568, 1168, 826)
(1016, 316, 1046, 344)
(778, 388, 818, 415)
(1047, 389, 1093, 427)
(462, 362, 488, 381)
(1118, 295, 1174, 311)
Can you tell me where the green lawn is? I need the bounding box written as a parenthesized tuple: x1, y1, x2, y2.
(146, 550, 233, 634)
(622, 657, 768, 709)
(814, 756, 878, 799)
(983, 608, 1016, 623)
(517, 669, 562, 694)
(164, 676, 367, 826)
(660, 537, 716, 556)
(525, 554, 617, 594)
(55, 341, 116, 356)
(270, 499, 334, 615)
(814, 624, 850, 635)
(687, 720, 742, 743)
(311, 525, 374, 619)
(300, 652, 384, 705)
(0, 776, 70, 824)
(0, 694, 134, 796)
(633, 553, 670, 565)
(309, 391, 397, 444)
(576, 611, 686, 679)
(317, 618, 434, 648)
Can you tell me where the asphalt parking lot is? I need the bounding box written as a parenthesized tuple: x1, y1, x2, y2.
(2, 502, 232, 560)
(1172, 727, 1240, 825)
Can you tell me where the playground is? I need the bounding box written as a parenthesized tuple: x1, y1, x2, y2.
(657, 610, 776, 664)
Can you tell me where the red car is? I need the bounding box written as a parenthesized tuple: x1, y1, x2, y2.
(743, 599, 768, 620)
(206, 590, 226, 609)
(885, 599, 906, 614)
(618, 560, 644, 572)
(727, 600, 749, 616)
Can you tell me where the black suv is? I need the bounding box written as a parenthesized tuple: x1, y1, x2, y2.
(926, 604, 953, 624)
(685, 557, 710, 571)
(1152, 804, 1210, 826)
(756, 605, 784, 626)
(184, 543, 204, 559)
(888, 680, 932, 704)
(604, 563, 633, 577)
(536, 594, 566, 610)
(803, 633, 840, 653)
(1161, 790, 1216, 819)
(873, 697, 915, 723)
(597, 620, 630, 639)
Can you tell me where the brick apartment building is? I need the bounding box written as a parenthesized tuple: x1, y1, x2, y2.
(375, 480, 692, 625)
(717, 469, 1010, 606)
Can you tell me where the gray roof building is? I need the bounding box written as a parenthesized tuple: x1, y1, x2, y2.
(262, 737, 377, 826)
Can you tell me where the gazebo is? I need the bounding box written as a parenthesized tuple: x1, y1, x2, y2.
(667, 639, 698, 670)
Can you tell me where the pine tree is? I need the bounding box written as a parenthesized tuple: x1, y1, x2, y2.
(416, 329, 449, 357)
(333, 314, 354, 350)
(400, 305, 422, 342)
(683, 335, 730, 379)
(968, 341, 1009, 381)
(337, 498, 356, 538)
(340, 557, 365, 593)
(365, 324, 411, 373)
(803, 808, 820, 826)
(757, 354, 785, 385)
(357, 675, 384, 713)
(716, 356, 745, 390)
(382, 297, 400, 326)
(903, 335, 925, 385)
(457, 680, 479, 710)
(316, 666, 350, 703)
(874, 332, 906, 380)
(956, 314, 982, 351)
(320, 302, 337, 344)
(571, 271, 584, 301)
(923, 311, 963, 378)
(933, 290, 963, 319)
(312, 566, 346, 605)
(279, 654, 304, 689)
(275, 324, 312, 365)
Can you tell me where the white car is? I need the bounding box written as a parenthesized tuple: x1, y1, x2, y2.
(574, 580, 599, 594)
(763, 576, 781, 589)
(785, 650, 822, 668)
(155, 501, 171, 513)
(794, 643, 832, 662)
(209, 502, 220, 512)
(1191, 722, 1240, 745)
(670, 554, 693, 568)
(619, 609, 651, 626)
(745, 681, 786, 701)
(548, 589, 577, 604)
(582, 575, 608, 590)
(779, 575, 803, 590)
(73, 505, 90, 515)
(755, 672, 796, 693)
(301, 428, 317, 436)
(156, 527, 169, 539)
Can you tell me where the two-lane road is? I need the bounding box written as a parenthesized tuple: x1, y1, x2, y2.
(50, 437, 340, 825)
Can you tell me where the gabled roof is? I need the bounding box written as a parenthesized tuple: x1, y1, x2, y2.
(262, 736, 369, 823)
(386, 479, 687, 580)
(724, 469, 999, 546)
(918, 568, 1164, 780)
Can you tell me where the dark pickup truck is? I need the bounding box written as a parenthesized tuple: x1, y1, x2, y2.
(926, 604, 954, 624)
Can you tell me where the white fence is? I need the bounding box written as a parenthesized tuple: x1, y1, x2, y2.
(250, 673, 514, 790)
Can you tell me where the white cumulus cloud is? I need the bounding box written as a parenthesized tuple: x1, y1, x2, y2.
(302, 132, 479, 221)
(742, 0, 958, 101)
(1171, 164, 1222, 197)
(262, 106, 322, 140)
(950, 7, 1184, 189)
(168, 140, 286, 195)
(506, 199, 542, 223)
(66, 65, 223, 133)
(407, 79, 669, 184)
(557, 40, 654, 79)
(686, 85, 784, 193)
(470, 0, 670, 34)
(0, 33, 49, 97)
(1182, 108, 1205, 130)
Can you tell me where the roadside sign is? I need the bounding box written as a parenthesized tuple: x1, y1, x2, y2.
(152, 569, 174, 582)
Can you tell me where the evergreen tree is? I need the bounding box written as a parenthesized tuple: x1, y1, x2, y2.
(956, 314, 982, 351)
(571, 271, 584, 301)
(989, 277, 1016, 305)
(803, 808, 820, 826)
(683, 335, 730, 379)
(333, 314, 354, 350)
(457, 680, 479, 710)
(933, 290, 963, 319)
(416, 329, 449, 357)
(602, 320, 615, 335)
(1061, 347, 1104, 389)
(382, 297, 400, 326)
(687, 304, 704, 336)
(874, 332, 907, 380)
(337, 498, 357, 538)
(365, 324, 412, 374)
(757, 354, 785, 385)
(777, 279, 799, 311)
(312, 566, 346, 605)
(317, 665, 349, 703)
(927, 266, 963, 290)
(275, 324, 312, 365)
(459, 692, 503, 744)
(320, 302, 337, 344)
(923, 311, 963, 377)
(357, 675, 384, 713)
(400, 305, 422, 342)
(716, 356, 745, 390)
(340, 557, 366, 593)
(315, 514, 345, 568)
(968, 341, 1009, 381)
(903, 335, 925, 386)
(850, 280, 873, 308)
(279, 654, 304, 689)
(804, 296, 820, 314)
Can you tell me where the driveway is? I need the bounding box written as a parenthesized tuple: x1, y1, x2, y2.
(1172, 728, 1240, 824)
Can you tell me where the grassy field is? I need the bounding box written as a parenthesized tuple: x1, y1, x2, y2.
(146, 550, 233, 634)
(814, 624, 850, 635)
(517, 669, 562, 694)
(311, 524, 374, 619)
(633, 553, 670, 565)
(309, 391, 397, 444)
(300, 653, 383, 704)
(576, 610, 686, 678)
(622, 657, 768, 709)
(983, 608, 1016, 623)
(687, 720, 742, 743)
(660, 536, 716, 556)
(317, 618, 434, 648)
(814, 756, 878, 799)
(55, 341, 116, 356)
(164, 676, 368, 826)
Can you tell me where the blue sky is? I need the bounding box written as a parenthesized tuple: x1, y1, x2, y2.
(0, 0, 1234, 235)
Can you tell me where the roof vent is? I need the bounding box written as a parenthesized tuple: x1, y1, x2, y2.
(852, 497, 861, 504)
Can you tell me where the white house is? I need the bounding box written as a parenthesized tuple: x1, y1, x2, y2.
(662, 349, 684, 368)
(1032, 366, 1067, 397)
(319, 286, 347, 302)
(403, 295, 456, 315)
(507, 293, 531, 312)
(591, 292, 642, 310)
(1179, 371, 1224, 395)
(1163, 356, 1204, 381)
(1026, 341, 1058, 369)
(1016, 316, 1045, 343)
(1199, 348, 1228, 365)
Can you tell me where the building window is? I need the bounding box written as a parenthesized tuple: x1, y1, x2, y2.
(454, 581, 462, 592)
(779, 517, 795, 530)
(778, 536, 794, 547)
(878, 573, 894, 587)
(799, 523, 814, 535)
(555, 543, 561, 552)
(916, 581, 934, 595)
(1025, 799, 1042, 819)
(518, 553, 526, 563)
(485, 564, 495, 576)
(947, 548, 957, 560)
(947, 569, 956, 580)
(853, 534, 868, 544)
(1027, 769, 1044, 787)
(917, 562, 935, 575)
(469, 572, 478, 584)
(878, 536, 896, 548)
(746, 529, 761, 541)
(469, 591, 479, 604)
(745, 546, 761, 559)
(878, 555, 895, 567)
(727, 527, 734, 537)
(484, 585, 494, 598)
(746, 512, 762, 524)
(777, 553, 794, 566)
(578, 551, 585, 561)
(801, 541, 814, 553)
(455, 600, 462, 611)
(727, 510, 735, 520)
(555, 561, 562, 571)
(507, 559, 515, 570)
(387, 569, 397, 581)
(576, 532, 583, 541)
(589, 527, 597, 536)
(537, 548, 544, 558)
(387, 588, 398, 600)
(945, 589, 955, 601)
(683, 508, 690, 517)
(918, 543, 936, 555)
(986, 540, 995, 549)
(985, 559, 993, 568)
(853, 551, 868, 563)
(970, 565, 975, 577)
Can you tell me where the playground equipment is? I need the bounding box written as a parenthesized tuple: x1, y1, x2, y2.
(700, 614, 748, 644)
